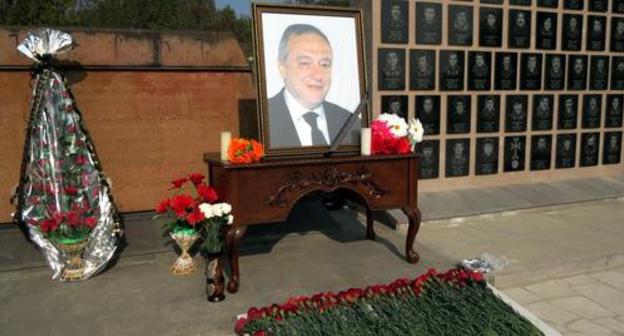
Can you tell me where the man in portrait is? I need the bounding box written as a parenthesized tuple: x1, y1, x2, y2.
(509, 11, 531, 48)
(537, 13, 557, 50)
(476, 138, 498, 175)
(568, 56, 587, 90)
(562, 15, 582, 51)
(416, 3, 442, 45)
(410, 50, 435, 90)
(447, 140, 469, 177)
(533, 95, 553, 130)
(606, 95, 624, 127)
(521, 54, 542, 90)
(531, 135, 552, 170)
(478, 95, 499, 133)
(379, 49, 405, 90)
(558, 96, 578, 129)
(589, 0, 608, 11)
(564, 0, 583, 9)
(611, 58, 624, 90)
(382, 1, 408, 44)
(545, 55, 565, 90)
(603, 132, 622, 164)
(449, 6, 472, 46)
(556, 135, 576, 168)
(469, 52, 491, 90)
(495, 53, 517, 90)
(447, 96, 471, 134)
(480, 8, 502, 47)
(440, 51, 464, 91)
(382, 95, 407, 120)
(416, 96, 440, 135)
(581, 133, 600, 167)
(418, 140, 439, 179)
(582, 95, 602, 129)
(611, 19, 624, 51)
(268, 24, 359, 148)
(587, 16, 606, 51)
(590, 56, 609, 90)
(506, 96, 527, 132)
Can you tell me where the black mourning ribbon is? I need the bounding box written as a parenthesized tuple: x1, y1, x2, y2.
(303, 111, 327, 146)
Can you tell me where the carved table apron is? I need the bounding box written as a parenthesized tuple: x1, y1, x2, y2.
(203, 153, 422, 297)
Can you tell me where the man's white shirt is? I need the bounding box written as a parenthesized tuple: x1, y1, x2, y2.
(283, 88, 330, 146)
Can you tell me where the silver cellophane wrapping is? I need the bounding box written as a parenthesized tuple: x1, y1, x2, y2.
(15, 29, 122, 281)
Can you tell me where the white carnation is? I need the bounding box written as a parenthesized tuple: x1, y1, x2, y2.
(221, 203, 232, 215)
(212, 203, 223, 217)
(198, 203, 213, 219)
(377, 113, 408, 138)
(227, 214, 234, 225)
(408, 118, 424, 145)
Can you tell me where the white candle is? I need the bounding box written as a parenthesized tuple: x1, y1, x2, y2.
(361, 128, 371, 156)
(220, 132, 231, 161)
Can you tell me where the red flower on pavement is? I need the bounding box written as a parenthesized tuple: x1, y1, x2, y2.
(188, 173, 205, 186)
(252, 331, 266, 336)
(170, 177, 188, 189)
(40, 216, 60, 233)
(197, 183, 218, 203)
(170, 195, 194, 217)
(75, 155, 87, 166)
(233, 318, 247, 334)
(64, 185, 78, 196)
(65, 211, 80, 227)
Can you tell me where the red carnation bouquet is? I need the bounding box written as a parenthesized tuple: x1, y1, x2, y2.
(371, 113, 424, 155)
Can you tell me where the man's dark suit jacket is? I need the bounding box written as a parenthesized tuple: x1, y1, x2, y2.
(267, 89, 360, 148)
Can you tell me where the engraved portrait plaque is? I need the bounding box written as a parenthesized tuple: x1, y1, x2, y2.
(531, 135, 552, 170)
(476, 137, 499, 175)
(446, 138, 470, 177)
(506, 95, 528, 132)
(415, 95, 440, 135)
(508, 10, 531, 49)
(410, 49, 435, 90)
(536, 12, 557, 50)
(378, 48, 405, 90)
(415, 2, 442, 45)
(614, 0, 624, 14)
(567, 55, 588, 90)
(477, 95, 500, 133)
(558, 95, 578, 130)
(589, 0, 608, 12)
(479, 7, 503, 47)
(611, 17, 624, 52)
(563, 0, 583, 10)
(448, 5, 473, 46)
(590, 56, 609, 90)
(468, 51, 491, 91)
(562, 14, 583, 51)
(581, 95, 602, 129)
(381, 0, 409, 44)
(481, 0, 504, 4)
(447, 95, 471, 134)
(417, 140, 440, 179)
(537, 0, 558, 8)
(532, 95, 554, 131)
(611, 57, 624, 90)
(586, 16, 607, 51)
(580, 132, 600, 167)
(556, 134, 577, 169)
(544, 54, 566, 90)
(495, 52, 518, 90)
(504, 136, 526, 172)
(520, 53, 543, 90)
(603, 132, 623, 165)
(440, 50, 465, 91)
(510, 0, 532, 5)
(606, 94, 624, 128)
(381, 95, 408, 121)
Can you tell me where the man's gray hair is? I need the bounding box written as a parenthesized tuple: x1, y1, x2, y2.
(278, 24, 331, 63)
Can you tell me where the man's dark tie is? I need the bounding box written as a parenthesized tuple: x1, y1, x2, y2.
(303, 112, 327, 146)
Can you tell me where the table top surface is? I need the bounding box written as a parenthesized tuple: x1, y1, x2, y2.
(203, 153, 419, 169)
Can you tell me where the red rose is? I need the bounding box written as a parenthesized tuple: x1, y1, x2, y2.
(197, 184, 218, 203)
(252, 331, 266, 336)
(247, 307, 262, 321)
(65, 211, 80, 227)
(84, 217, 97, 229)
(64, 185, 78, 196)
(40, 216, 60, 233)
(170, 195, 194, 217)
(155, 199, 170, 214)
(188, 173, 205, 186)
(170, 177, 188, 189)
(75, 155, 87, 166)
(233, 318, 247, 334)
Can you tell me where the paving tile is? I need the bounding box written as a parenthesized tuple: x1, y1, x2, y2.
(571, 283, 624, 315)
(548, 296, 613, 319)
(501, 287, 544, 304)
(525, 279, 578, 299)
(563, 274, 601, 286)
(566, 319, 614, 334)
(593, 317, 624, 334)
(524, 301, 581, 326)
(595, 270, 624, 291)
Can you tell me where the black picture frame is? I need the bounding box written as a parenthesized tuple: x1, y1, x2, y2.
(479, 7, 503, 47)
(556, 134, 577, 169)
(603, 132, 623, 165)
(580, 132, 600, 167)
(589, 55, 610, 90)
(531, 135, 552, 170)
(610, 17, 624, 52)
(558, 95, 579, 130)
(448, 5, 473, 46)
(581, 95, 602, 129)
(532, 94, 554, 130)
(606, 94, 624, 128)
(415, 2, 442, 45)
(439, 50, 465, 91)
(495, 52, 518, 90)
(446, 138, 471, 177)
(409, 49, 436, 90)
(468, 51, 492, 91)
(476, 137, 499, 175)
(536, 12, 558, 50)
(567, 55, 588, 91)
(504, 136, 526, 172)
(508, 10, 531, 48)
(378, 48, 406, 91)
(586, 16, 607, 51)
(381, 0, 409, 44)
(447, 95, 472, 134)
(417, 140, 440, 179)
(381, 95, 408, 121)
(505, 95, 528, 132)
(544, 54, 566, 90)
(610, 57, 624, 90)
(415, 95, 441, 135)
(477, 95, 501, 133)
(561, 14, 583, 51)
(520, 53, 543, 90)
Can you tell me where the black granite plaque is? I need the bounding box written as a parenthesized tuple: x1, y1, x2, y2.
(506, 95, 528, 132)
(558, 95, 578, 130)
(415, 95, 440, 135)
(378, 48, 405, 90)
(381, 95, 408, 121)
(508, 10, 531, 48)
(409, 49, 435, 90)
(479, 7, 503, 47)
(476, 137, 499, 175)
(446, 139, 470, 177)
(520, 53, 543, 90)
(417, 140, 440, 179)
(504, 136, 526, 172)
(495, 52, 518, 90)
(590, 56, 609, 90)
(561, 14, 583, 51)
(381, 0, 409, 44)
(537, 0, 558, 7)
(481, 0, 504, 3)
(582, 95, 602, 129)
(415, 2, 442, 45)
(468, 51, 491, 91)
(448, 5, 473, 46)
(603, 132, 623, 165)
(532, 95, 554, 130)
(563, 0, 583, 9)
(536, 12, 557, 50)
(611, 57, 624, 90)
(613, 0, 624, 13)
(580, 133, 600, 167)
(510, 0, 532, 5)
(556, 134, 577, 168)
(611, 17, 624, 52)
(567, 55, 587, 90)
(544, 54, 566, 90)
(589, 0, 608, 12)
(440, 50, 465, 91)
(447, 95, 471, 134)
(531, 135, 552, 170)
(606, 95, 624, 128)
(477, 95, 500, 133)
(586, 16, 607, 51)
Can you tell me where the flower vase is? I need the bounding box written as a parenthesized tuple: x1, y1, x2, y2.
(56, 239, 88, 281)
(170, 232, 199, 275)
(203, 221, 224, 254)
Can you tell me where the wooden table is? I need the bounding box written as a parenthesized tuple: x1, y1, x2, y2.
(203, 153, 422, 300)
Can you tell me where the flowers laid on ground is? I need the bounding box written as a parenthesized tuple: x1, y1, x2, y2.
(372, 113, 424, 155)
(228, 138, 264, 164)
(234, 268, 544, 336)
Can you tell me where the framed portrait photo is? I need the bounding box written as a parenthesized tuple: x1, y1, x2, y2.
(252, 4, 367, 157)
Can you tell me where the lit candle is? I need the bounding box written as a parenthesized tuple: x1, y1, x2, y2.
(220, 132, 231, 161)
(361, 128, 371, 156)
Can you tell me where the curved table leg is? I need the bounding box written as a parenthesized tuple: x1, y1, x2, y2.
(226, 225, 247, 293)
(402, 206, 421, 264)
(366, 206, 376, 240)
